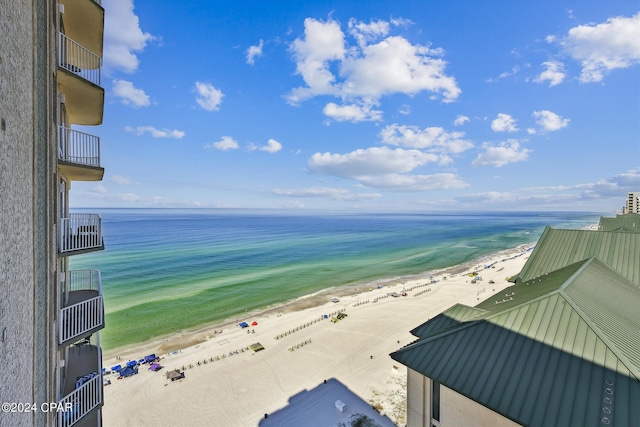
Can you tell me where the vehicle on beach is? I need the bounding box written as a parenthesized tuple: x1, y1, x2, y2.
(390, 292, 399, 297)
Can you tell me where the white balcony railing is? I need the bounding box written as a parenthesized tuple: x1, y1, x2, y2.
(58, 126, 101, 168)
(67, 270, 102, 292)
(59, 214, 103, 254)
(60, 270, 104, 344)
(60, 296, 104, 344)
(57, 372, 102, 427)
(57, 32, 101, 86)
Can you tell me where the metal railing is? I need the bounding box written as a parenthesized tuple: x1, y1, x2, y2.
(60, 296, 104, 344)
(59, 214, 103, 253)
(67, 270, 102, 292)
(60, 270, 104, 344)
(57, 372, 102, 427)
(57, 126, 101, 168)
(57, 32, 101, 86)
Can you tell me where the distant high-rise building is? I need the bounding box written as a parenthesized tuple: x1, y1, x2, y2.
(624, 192, 640, 214)
(0, 1, 106, 426)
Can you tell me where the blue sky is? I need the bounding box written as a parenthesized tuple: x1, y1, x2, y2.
(71, 0, 640, 212)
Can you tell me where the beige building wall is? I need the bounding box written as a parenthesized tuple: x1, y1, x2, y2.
(1, 1, 55, 426)
(0, 1, 36, 426)
(407, 368, 429, 426)
(407, 369, 521, 427)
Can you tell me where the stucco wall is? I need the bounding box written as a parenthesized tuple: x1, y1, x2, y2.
(406, 371, 521, 427)
(407, 368, 428, 427)
(0, 1, 37, 426)
(441, 385, 521, 427)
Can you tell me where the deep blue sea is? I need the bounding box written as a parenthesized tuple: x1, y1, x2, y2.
(68, 209, 601, 350)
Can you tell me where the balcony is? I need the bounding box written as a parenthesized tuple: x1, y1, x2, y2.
(60, 270, 104, 346)
(59, 214, 104, 255)
(57, 32, 104, 125)
(58, 126, 104, 181)
(58, 341, 103, 427)
(59, 0, 104, 58)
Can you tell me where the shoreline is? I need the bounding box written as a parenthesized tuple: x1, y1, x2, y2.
(103, 241, 535, 426)
(103, 241, 534, 361)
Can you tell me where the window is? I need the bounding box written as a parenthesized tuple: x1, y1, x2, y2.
(432, 379, 441, 422)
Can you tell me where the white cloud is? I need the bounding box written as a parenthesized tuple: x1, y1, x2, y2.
(125, 126, 185, 139)
(532, 110, 570, 132)
(323, 102, 383, 122)
(307, 146, 467, 191)
(103, 0, 155, 73)
(453, 115, 470, 126)
(246, 39, 264, 65)
(398, 105, 411, 115)
(288, 18, 346, 102)
(195, 81, 224, 111)
(472, 139, 531, 167)
(456, 168, 640, 208)
(534, 61, 566, 86)
(491, 113, 519, 132)
(110, 174, 132, 185)
(272, 186, 381, 201)
(380, 124, 473, 155)
(287, 18, 460, 108)
(91, 184, 107, 194)
(487, 66, 521, 83)
(341, 36, 460, 101)
(112, 79, 150, 107)
(348, 18, 390, 48)
(205, 136, 239, 151)
(277, 200, 306, 209)
(558, 13, 640, 82)
(390, 17, 414, 28)
(357, 173, 468, 191)
(255, 139, 283, 153)
(309, 146, 439, 178)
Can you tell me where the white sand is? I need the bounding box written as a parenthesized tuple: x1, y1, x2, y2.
(102, 245, 533, 427)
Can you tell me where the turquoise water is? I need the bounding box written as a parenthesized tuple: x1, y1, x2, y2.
(69, 209, 600, 350)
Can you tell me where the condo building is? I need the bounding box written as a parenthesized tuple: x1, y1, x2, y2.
(0, 1, 106, 426)
(623, 192, 640, 214)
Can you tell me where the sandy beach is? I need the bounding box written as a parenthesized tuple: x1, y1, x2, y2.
(102, 244, 533, 426)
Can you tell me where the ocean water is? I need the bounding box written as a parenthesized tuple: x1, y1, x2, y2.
(68, 209, 600, 350)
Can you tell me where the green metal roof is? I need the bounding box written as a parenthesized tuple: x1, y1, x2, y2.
(516, 226, 640, 286)
(391, 258, 640, 427)
(410, 303, 487, 338)
(598, 215, 640, 232)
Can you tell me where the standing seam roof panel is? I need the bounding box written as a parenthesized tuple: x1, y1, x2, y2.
(498, 321, 537, 411)
(470, 323, 515, 399)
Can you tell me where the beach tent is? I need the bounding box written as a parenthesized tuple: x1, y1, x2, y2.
(166, 369, 184, 381)
(143, 354, 157, 363)
(251, 321, 258, 326)
(125, 360, 137, 368)
(148, 363, 161, 372)
(238, 322, 249, 328)
(119, 367, 138, 378)
(249, 342, 264, 352)
(110, 364, 122, 372)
